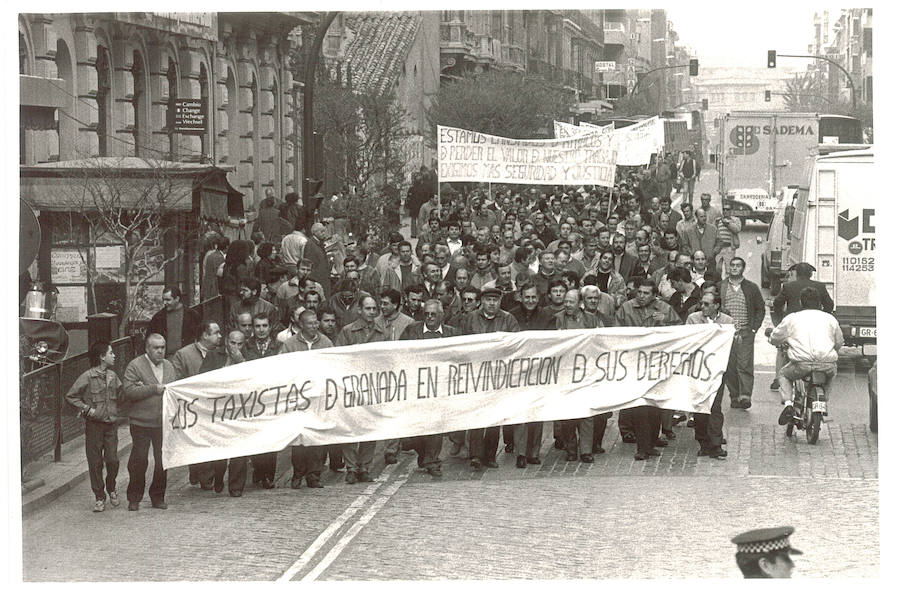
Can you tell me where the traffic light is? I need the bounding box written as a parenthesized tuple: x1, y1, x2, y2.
(765, 90, 771, 102)
(767, 50, 777, 68)
(689, 59, 698, 76)
(702, 98, 708, 110)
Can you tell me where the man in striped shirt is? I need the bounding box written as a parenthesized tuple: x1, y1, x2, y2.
(719, 257, 765, 409)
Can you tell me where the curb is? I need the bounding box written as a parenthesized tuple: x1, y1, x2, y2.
(22, 427, 133, 516)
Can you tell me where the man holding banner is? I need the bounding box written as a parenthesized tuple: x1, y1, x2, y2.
(616, 280, 681, 460)
(459, 287, 520, 470)
(335, 296, 388, 483)
(399, 300, 459, 477)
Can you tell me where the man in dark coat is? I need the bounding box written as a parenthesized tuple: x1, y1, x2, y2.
(148, 287, 201, 358)
(305, 222, 332, 299)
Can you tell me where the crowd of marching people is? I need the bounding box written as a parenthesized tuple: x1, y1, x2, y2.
(67, 162, 773, 513)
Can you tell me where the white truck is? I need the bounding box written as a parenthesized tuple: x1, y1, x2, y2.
(785, 147, 876, 357)
(716, 112, 863, 226)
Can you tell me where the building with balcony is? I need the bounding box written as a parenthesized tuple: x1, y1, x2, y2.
(439, 10, 527, 79)
(816, 8, 872, 108)
(18, 12, 316, 208)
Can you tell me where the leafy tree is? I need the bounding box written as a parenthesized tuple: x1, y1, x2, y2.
(426, 71, 571, 142)
(783, 72, 873, 138)
(610, 90, 657, 117)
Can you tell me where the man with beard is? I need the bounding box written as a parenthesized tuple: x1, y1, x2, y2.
(230, 278, 280, 334)
(611, 233, 637, 279)
(329, 275, 368, 329)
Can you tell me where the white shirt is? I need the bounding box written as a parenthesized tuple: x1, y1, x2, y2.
(447, 239, 463, 256)
(769, 309, 844, 363)
(146, 354, 164, 383)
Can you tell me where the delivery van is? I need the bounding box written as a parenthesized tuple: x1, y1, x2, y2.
(785, 147, 876, 357)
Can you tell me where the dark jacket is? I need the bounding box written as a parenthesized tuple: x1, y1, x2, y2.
(510, 304, 556, 331)
(771, 278, 834, 325)
(148, 305, 201, 353)
(719, 278, 766, 332)
(303, 236, 331, 299)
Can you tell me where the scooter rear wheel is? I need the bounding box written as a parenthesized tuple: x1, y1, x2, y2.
(806, 411, 822, 444)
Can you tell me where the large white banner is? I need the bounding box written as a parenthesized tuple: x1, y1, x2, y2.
(553, 117, 665, 167)
(437, 125, 617, 187)
(553, 120, 614, 139)
(162, 325, 734, 469)
(612, 116, 666, 166)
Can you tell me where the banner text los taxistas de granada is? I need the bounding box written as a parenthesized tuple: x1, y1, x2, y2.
(161, 325, 734, 468)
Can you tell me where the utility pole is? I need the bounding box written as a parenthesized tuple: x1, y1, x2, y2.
(302, 12, 338, 203)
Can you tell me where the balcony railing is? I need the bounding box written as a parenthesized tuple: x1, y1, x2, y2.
(440, 21, 476, 52)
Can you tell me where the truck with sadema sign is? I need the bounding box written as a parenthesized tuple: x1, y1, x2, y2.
(716, 112, 863, 225)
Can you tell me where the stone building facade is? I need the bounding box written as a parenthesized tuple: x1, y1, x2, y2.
(18, 12, 317, 209)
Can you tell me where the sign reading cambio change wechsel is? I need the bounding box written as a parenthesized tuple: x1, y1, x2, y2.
(161, 326, 734, 469)
(437, 125, 617, 187)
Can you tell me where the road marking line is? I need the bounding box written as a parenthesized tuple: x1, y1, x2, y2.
(274, 462, 400, 582)
(300, 462, 414, 581)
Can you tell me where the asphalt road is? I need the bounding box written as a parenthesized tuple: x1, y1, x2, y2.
(20, 170, 879, 581)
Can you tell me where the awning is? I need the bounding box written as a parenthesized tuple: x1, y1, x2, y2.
(19, 158, 242, 217)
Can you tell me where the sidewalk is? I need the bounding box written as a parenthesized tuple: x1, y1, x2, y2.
(21, 423, 133, 516)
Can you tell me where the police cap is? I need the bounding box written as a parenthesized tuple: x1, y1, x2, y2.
(731, 526, 803, 556)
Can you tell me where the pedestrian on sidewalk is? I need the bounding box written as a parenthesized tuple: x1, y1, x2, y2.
(65, 340, 123, 512)
(122, 333, 176, 511)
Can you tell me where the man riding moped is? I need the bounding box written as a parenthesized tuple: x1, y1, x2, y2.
(769, 287, 843, 426)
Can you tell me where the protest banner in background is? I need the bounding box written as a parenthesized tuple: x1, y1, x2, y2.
(553, 117, 665, 167)
(552, 120, 614, 139)
(611, 116, 666, 166)
(437, 125, 617, 187)
(161, 325, 734, 468)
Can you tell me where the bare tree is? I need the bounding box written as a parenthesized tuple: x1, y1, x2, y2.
(67, 158, 193, 334)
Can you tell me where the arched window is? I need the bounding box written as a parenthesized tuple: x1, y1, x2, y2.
(96, 45, 112, 156)
(250, 71, 260, 202)
(272, 72, 282, 196)
(199, 63, 209, 159)
(167, 58, 178, 160)
(55, 39, 75, 161)
(225, 67, 237, 163)
(131, 50, 145, 156)
(19, 32, 28, 75)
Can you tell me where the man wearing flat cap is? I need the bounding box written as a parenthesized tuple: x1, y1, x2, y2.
(459, 285, 520, 470)
(768, 261, 834, 391)
(732, 526, 802, 578)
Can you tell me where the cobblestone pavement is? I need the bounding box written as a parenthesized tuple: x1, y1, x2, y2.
(317, 475, 879, 580)
(22, 408, 878, 581)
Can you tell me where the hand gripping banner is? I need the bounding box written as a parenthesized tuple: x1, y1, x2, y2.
(161, 325, 734, 469)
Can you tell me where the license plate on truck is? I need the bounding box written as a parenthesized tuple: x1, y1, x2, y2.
(858, 327, 876, 338)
